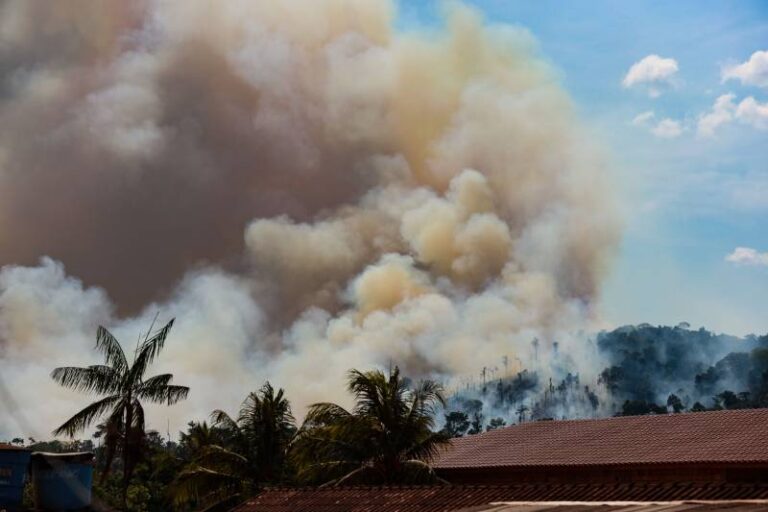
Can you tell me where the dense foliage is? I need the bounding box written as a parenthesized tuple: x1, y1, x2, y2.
(5, 323, 768, 509)
(170, 383, 296, 509)
(290, 367, 450, 486)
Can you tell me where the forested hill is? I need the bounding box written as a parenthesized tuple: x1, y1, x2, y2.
(442, 324, 768, 436)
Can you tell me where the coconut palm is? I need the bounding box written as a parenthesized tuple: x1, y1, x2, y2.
(170, 382, 295, 508)
(179, 421, 221, 459)
(51, 318, 188, 502)
(290, 366, 450, 486)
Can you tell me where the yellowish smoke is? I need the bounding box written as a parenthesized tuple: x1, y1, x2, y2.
(0, 0, 619, 438)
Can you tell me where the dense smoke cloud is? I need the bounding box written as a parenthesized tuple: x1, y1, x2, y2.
(0, 0, 619, 438)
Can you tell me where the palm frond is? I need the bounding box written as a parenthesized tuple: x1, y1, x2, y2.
(404, 379, 445, 430)
(304, 402, 353, 425)
(193, 444, 249, 469)
(128, 318, 175, 383)
(403, 431, 451, 462)
(139, 373, 173, 388)
(210, 409, 240, 433)
(327, 464, 376, 487)
(50, 365, 121, 395)
(291, 428, 367, 456)
(237, 391, 261, 426)
(347, 369, 386, 418)
(292, 366, 446, 486)
(399, 459, 449, 484)
(295, 459, 362, 486)
(135, 373, 189, 405)
(149, 384, 190, 405)
(138, 317, 174, 363)
(53, 394, 123, 438)
(412, 379, 446, 410)
(169, 466, 241, 507)
(95, 326, 128, 375)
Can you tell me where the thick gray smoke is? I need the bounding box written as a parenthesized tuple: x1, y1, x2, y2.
(0, 0, 619, 439)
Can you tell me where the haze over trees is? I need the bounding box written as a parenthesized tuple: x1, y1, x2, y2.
(5, 322, 768, 510)
(441, 324, 768, 436)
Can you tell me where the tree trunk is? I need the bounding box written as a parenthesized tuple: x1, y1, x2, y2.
(123, 399, 132, 506)
(100, 422, 118, 485)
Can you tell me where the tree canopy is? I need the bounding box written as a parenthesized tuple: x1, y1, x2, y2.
(290, 367, 450, 486)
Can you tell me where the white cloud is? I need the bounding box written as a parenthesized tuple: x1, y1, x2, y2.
(648, 88, 662, 99)
(722, 50, 768, 89)
(725, 247, 768, 267)
(623, 55, 679, 96)
(630, 111, 683, 138)
(697, 93, 736, 137)
(650, 118, 682, 138)
(697, 94, 768, 136)
(631, 110, 655, 126)
(735, 96, 768, 130)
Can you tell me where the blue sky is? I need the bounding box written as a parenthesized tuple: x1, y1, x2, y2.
(397, 0, 768, 335)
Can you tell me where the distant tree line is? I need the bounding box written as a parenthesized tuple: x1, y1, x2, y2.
(5, 321, 768, 510)
(440, 324, 768, 436)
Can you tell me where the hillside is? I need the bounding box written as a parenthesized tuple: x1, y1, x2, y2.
(442, 324, 768, 435)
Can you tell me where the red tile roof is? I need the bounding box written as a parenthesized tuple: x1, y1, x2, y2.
(0, 442, 28, 451)
(474, 503, 768, 512)
(432, 409, 768, 469)
(233, 483, 768, 512)
(236, 486, 511, 512)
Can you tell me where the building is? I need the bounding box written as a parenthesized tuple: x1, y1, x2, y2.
(235, 409, 768, 512)
(236, 486, 768, 511)
(431, 408, 768, 486)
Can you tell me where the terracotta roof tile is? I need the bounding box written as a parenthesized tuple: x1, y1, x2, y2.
(473, 504, 768, 512)
(0, 442, 28, 451)
(432, 409, 768, 469)
(234, 484, 768, 512)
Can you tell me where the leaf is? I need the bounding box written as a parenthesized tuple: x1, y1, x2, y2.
(53, 394, 124, 438)
(50, 365, 121, 395)
(135, 374, 189, 405)
(128, 318, 175, 383)
(95, 326, 128, 375)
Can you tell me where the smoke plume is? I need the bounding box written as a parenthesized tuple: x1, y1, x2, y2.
(0, 0, 619, 438)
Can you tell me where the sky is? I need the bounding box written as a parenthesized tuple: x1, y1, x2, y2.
(399, 0, 768, 336)
(0, 0, 765, 440)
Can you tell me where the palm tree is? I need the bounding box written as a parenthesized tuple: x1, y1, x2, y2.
(51, 318, 189, 502)
(170, 382, 295, 509)
(179, 421, 220, 458)
(290, 366, 450, 486)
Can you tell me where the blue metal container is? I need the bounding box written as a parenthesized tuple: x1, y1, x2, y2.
(0, 444, 31, 512)
(30, 452, 94, 511)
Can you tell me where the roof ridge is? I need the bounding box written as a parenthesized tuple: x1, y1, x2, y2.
(451, 407, 768, 443)
(257, 482, 768, 490)
(259, 484, 520, 491)
(237, 483, 768, 511)
(478, 407, 768, 434)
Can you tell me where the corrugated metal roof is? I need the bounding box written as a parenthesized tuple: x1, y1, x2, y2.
(233, 484, 768, 512)
(433, 409, 768, 469)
